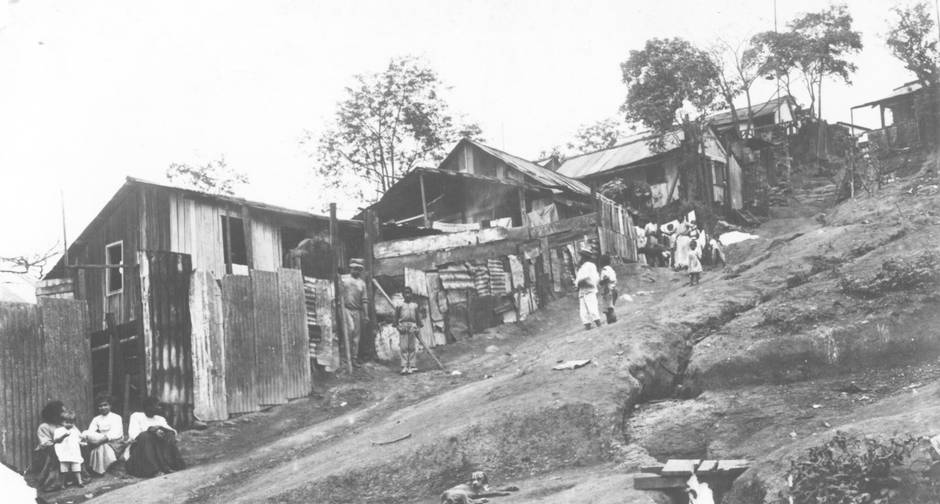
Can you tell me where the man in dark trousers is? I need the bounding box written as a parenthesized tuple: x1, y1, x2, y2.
(342, 258, 368, 366)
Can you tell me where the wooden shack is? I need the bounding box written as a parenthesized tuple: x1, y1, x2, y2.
(42, 177, 362, 424)
(369, 138, 595, 230)
(364, 140, 637, 347)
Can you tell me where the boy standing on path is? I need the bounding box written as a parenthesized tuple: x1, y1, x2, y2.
(395, 287, 423, 375)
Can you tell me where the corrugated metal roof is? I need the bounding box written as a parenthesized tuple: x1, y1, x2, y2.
(708, 96, 795, 127)
(467, 140, 591, 195)
(852, 81, 924, 109)
(556, 130, 684, 179)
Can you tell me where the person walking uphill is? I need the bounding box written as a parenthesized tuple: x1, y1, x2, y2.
(395, 287, 424, 375)
(342, 258, 369, 366)
(575, 247, 602, 330)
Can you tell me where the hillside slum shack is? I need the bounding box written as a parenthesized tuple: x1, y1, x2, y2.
(852, 81, 940, 151)
(41, 177, 362, 425)
(556, 128, 744, 215)
(363, 138, 637, 356)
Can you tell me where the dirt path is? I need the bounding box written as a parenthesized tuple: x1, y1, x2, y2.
(89, 278, 675, 503)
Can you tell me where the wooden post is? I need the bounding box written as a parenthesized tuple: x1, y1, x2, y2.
(518, 188, 528, 228)
(224, 211, 233, 275)
(123, 373, 131, 416)
(105, 313, 118, 399)
(419, 173, 430, 228)
(329, 203, 353, 373)
(241, 205, 254, 270)
(363, 208, 378, 360)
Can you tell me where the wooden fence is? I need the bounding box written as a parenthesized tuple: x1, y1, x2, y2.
(190, 268, 311, 417)
(0, 299, 91, 471)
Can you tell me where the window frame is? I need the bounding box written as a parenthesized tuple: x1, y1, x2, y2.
(105, 240, 124, 295)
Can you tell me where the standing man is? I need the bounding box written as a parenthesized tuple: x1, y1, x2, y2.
(342, 258, 369, 366)
(575, 246, 602, 330)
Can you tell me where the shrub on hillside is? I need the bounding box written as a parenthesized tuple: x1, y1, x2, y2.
(781, 432, 919, 504)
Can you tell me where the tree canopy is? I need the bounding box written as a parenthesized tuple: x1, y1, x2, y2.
(165, 156, 248, 196)
(620, 37, 721, 135)
(886, 1, 939, 86)
(709, 38, 764, 138)
(311, 56, 482, 203)
(752, 4, 862, 117)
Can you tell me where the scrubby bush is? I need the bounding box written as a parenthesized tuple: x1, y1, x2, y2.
(781, 432, 919, 504)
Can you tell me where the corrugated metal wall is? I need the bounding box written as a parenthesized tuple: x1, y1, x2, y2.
(139, 250, 193, 429)
(217, 269, 310, 415)
(0, 299, 91, 471)
(189, 271, 227, 421)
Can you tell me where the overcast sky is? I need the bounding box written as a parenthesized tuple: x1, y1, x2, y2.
(0, 0, 925, 260)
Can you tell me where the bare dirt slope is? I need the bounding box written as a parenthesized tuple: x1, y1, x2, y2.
(86, 149, 940, 504)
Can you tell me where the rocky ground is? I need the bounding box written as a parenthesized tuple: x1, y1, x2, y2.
(45, 147, 940, 504)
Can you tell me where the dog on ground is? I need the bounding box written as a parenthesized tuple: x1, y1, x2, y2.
(440, 471, 519, 504)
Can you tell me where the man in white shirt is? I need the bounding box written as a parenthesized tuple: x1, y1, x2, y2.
(575, 247, 601, 330)
(83, 395, 125, 475)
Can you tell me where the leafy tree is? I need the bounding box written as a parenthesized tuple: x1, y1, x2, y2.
(165, 156, 248, 196)
(620, 37, 721, 204)
(311, 56, 483, 203)
(620, 38, 721, 136)
(886, 1, 939, 86)
(753, 4, 862, 118)
(566, 118, 629, 154)
(750, 30, 805, 106)
(710, 38, 764, 138)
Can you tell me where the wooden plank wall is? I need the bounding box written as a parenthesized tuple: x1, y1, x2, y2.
(189, 271, 227, 421)
(68, 190, 140, 331)
(221, 275, 256, 415)
(140, 251, 194, 428)
(89, 320, 143, 415)
(0, 299, 90, 471)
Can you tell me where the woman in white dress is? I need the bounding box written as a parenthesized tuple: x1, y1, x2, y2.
(83, 394, 125, 475)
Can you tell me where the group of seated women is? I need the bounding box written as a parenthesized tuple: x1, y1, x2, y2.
(29, 394, 185, 491)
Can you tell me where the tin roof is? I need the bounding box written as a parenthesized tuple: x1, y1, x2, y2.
(556, 130, 684, 179)
(708, 96, 796, 127)
(465, 139, 591, 195)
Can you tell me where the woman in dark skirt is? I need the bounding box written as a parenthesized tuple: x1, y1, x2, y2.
(27, 400, 65, 491)
(124, 397, 185, 478)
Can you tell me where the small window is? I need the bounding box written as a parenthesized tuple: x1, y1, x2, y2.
(221, 215, 248, 273)
(281, 227, 307, 268)
(712, 161, 727, 185)
(106, 241, 123, 294)
(646, 165, 666, 185)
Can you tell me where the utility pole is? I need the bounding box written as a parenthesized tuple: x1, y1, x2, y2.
(60, 189, 69, 267)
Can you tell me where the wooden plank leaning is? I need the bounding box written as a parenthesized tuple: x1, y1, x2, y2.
(371, 278, 446, 372)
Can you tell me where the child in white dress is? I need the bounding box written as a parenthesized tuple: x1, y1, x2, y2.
(52, 410, 84, 487)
